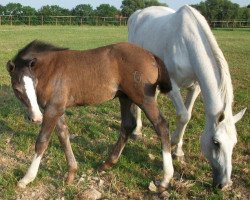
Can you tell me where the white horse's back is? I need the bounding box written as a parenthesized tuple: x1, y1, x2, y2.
(129, 5, 205, 88)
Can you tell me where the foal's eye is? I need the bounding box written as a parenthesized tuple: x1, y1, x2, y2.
(14, 87, 22, 93)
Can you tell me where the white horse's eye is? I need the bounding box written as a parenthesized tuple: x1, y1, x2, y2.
(213, 138, 220, 146)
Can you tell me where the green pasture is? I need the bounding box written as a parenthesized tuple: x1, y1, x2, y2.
(0, 26, 249, 199)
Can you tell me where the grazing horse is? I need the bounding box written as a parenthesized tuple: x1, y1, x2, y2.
(128, 5, 246, 189)
(7, 40, 173, 191)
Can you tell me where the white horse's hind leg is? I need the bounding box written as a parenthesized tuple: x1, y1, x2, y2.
(132, 106, 143, 139)
(170, 83, 200, 161)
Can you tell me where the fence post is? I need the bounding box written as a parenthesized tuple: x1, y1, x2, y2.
(29, 16, 31, 26)
(81, 17, 83, 26)
(0, 16, 1, 26)
(10, 15, 13, 26)
(41, 16, 44, 26)
(95, 16, 98, 26)
(56, 17, 58, 26)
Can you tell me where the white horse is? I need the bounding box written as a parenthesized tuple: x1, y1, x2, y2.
(128, 5, 246, 189)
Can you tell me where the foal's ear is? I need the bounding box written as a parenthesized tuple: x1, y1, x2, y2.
(28, 58, 37, 68)
(6, 60, 15, 73)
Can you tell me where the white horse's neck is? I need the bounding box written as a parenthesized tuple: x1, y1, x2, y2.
(186, 6, 234, 121)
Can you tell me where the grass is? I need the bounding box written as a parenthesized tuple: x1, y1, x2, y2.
(0, 26, 249, 199)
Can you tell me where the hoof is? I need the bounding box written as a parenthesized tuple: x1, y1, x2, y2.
(17, 181, 27, 189)
(98, 162, 113, 172)
(158, 185, 167, 193)
(131, 132, 143, 140)
(66, 174, 75, 184)
(173, 154, 186, 164)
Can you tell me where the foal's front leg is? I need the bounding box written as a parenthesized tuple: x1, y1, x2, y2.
(56, 115, 77, 184)
(17, 106, 63, 188)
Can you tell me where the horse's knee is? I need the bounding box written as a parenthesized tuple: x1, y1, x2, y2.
(123, 118, 137, 134)
(177, 110, 191, 124)
(155, 115, 170, 138)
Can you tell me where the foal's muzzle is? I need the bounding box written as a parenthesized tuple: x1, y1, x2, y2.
(28, 114, 43, 124)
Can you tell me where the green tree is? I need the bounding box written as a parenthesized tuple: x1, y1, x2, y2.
(121, 0, 145, 17)
(0, 4, 4, 15)
(145, 0, 167, 7)
(3, 3, 23, 15)
(192, 0, 244, 21)
(239, 6, 250, 20)
(38, 5, 70, 16)
(94, 4, 118, 17)
(121, 0, 167, 17)
(22, 6, 37, 16)
(71, 4, 93, 16)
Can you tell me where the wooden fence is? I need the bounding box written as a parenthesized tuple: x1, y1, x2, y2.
(0, 15, 128, 26)
(211, 20, 250, 28)
(0, 15, 249, 28)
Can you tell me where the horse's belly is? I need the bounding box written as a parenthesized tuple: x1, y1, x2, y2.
(69, 84, 117, 106)
(168, 63, 196, 88)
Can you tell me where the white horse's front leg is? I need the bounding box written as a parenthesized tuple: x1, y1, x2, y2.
(17, 154, 42, 188)
(169, 82, 200, 161)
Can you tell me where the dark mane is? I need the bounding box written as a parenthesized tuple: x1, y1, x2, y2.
(13, 40, 68, 62)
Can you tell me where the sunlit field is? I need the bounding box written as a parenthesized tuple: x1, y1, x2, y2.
(0, 26, 249, 199)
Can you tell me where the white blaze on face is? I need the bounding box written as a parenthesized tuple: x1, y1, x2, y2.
(23, 76, 43, 123)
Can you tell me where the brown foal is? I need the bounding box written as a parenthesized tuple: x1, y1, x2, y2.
(7, 40, 173, 191)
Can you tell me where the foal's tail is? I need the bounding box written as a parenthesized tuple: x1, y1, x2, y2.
(155, 56, 172, 94)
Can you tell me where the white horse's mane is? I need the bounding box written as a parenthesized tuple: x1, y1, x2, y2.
(185, 5, 234, 115)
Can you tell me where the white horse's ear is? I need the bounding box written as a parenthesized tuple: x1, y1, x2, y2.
(216, 111, 225, 125)
(234, 108, 247, 123)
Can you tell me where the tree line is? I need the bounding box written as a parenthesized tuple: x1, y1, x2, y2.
(0, 0, 249, 23)
(0, 0, 166, 18)
(191, 0, 249, 22)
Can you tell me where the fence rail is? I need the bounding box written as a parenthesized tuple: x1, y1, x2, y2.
(211, 20, 250, 28)
(0, 16, 249, 28)
(0, 15, 128, 26)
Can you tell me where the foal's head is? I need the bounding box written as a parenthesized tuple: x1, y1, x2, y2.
(6, 40, 68, 124)
(7, 58, 43, 124)
(201, 109, 246, 189)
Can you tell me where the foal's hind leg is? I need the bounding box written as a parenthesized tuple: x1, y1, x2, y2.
(141, 98, 173, 191)
(99, 96, 136, 171)
(132, 88, 160, 139)
(170, 83, 200, 162)
(56, 115, 77, 184)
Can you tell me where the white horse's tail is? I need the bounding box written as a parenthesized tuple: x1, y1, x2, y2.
(185, 5, 233, 111)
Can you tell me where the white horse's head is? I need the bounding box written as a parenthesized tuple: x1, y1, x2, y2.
(201, 108, 246, 189)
